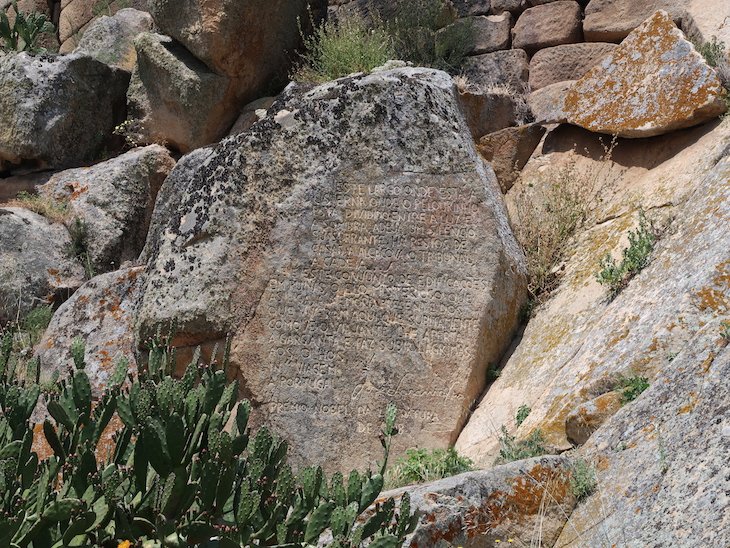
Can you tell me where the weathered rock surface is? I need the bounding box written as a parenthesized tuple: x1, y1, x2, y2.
(127, 33, 234, 152)
(565, 11, 727, 138)
(0, 207, 84, 324)
(583, 0, 683, 42)
(528, 42, 618, 90)
(228, 96, 276, 136)
(564, 390, 622, 445)
(528, 80, 573, 124)
(35, 266, 144, 397)
(148, 0, 327, 103)
(0, 171, 54, 203)
(458, 88, 530, 139)
(491, 0, 523, 12)
(457, 116, 730, 466)
(74, 8, 154, 71)
(384, 456, 577, 547)
(512, 1, 583, 52)
(476, 124, 546, 193)
(451, 0, 491, 16)
(59, 0, 150, 52)
(455, 13, 512, 55)
(0, 53, 129, 170)
(557, 320, 730, 546)
(39, 145, 175, 273)
(137, 67, 528, 471)
(461, 49, 530, 92)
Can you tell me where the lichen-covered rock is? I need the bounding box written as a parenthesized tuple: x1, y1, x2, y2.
(528, 42, 618, 90)
(35, 266, 144, 397)
(126, 33, 234, 152)
(556, 320, 730, 546)
(565, 11, 727, 138)
(583, 0, 683, 42)
(528, 80, 573, 124)
(228, 96, 276, 136)
(58, 0, 150, 52)
(476, 124, 546, 193)
(461, 49, 530, 92)
(564, 390, 622, 445)
(147, 0, 327, 104)
(74, 8, 154, 71)
(39, 145, 175, 273)
(0, 208, 84, 324)
(0, 53, 129, 170)
(383, 456, 577, 547)
(137, 67, 527, 472)
(456, 118, 730, 466)
(511, 1, 583, 52)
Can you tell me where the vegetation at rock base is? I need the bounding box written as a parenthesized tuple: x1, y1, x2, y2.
(385, 447, 473, 489)
(0, 335, 418, 546)
(570, 459, 597, 501)
(292, 0, 474, 83)
(615, 373, 650, 404)
(515, 404, 531, 427)
(496, 427, 550, 464)
(7, 192, 69, 224)
(596, 211, 659, 300)
(692, 36, 730, 114)
(0, 0, 55, 53)
(67, 217, 95, 279)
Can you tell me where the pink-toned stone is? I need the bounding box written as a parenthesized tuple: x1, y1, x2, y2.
(583, 0, 683, 42)
(512, 1, 583, 52)
(565, 11, 727, 138)
(529, 42, 618, 90)
(476, 124, 546, 192)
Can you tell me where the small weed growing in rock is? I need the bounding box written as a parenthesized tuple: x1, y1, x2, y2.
(570, 459, 597, 501)
(615, 374, 649, 404)
(292, 11, 395, 83)
(596, 211, 658, 299)
(515, 404, 531, 427)
(21, 305, 53, 345)
(0, 0, 55, 52)
(8, 191, 69, 223)
(692, 36, 730, 115)
(720, 321, 730, 341)
(385, 447, 473, 488)
(496, 426, 549, 464)
(67, 217, 95, 279)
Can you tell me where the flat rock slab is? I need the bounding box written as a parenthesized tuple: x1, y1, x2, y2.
(137, 67, 527, 472)
(565, 11, 726, 138)
(583, 0, 683, 42)
(512, 1, 583, 52)
(528, 80, 574, 124)
(529, 42, 618, 90)
(383, 456, 577, 547)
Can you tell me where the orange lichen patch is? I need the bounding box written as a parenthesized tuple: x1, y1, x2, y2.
(677, 392, 698, 415)
(64, 181, 89, 201)
(96, 415, 125, 463)
(32, 423, 55, 461)
(595, 455, 611, 472)
(607, 326, 630, 349)
(695, 287, 729, 312)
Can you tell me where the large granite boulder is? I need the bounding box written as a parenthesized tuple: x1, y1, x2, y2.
(0, 52, 129, 170)
(137, 67, 528, 472)
(74, 8, 154, 71)
(0, 207, 84, 324)
(35, 266, 144, 397)
(147, 0, 327, 103)
(565, 11, 727, 138)
(126, 33, 234, 152)
(39, 145, 175, 274)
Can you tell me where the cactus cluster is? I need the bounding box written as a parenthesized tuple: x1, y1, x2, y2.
(0, 335, 417, 546)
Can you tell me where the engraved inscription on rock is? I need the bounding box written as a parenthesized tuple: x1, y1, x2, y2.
(234, 169, 521, 471)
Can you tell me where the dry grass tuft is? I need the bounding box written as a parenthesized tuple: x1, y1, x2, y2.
(7, 191, 69, 223)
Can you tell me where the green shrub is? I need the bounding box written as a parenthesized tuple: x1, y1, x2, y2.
(721, 320, 730, 341)
(66, 217, 95, 279)
(570, 459, 597, 501)
(496, 426, 549, 464)
(694, 36, 726, 68)
(0, 0, 55, 52)
(515, 404, 531, 427)
(292, 11, 395, 83)
(0, 338, 417, 546)
(596, 211, 658, 299)
(385, 447, 473, 488)
(21, 305, 53, 344)
(616, 373, 649, 404)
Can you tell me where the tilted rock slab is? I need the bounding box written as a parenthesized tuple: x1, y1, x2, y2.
(565, 11, 727, 138)
(39, 145, 175, 274)
(0, 208, 84, 324)
(0, 52, 129, 170)
(137, 68, 527, 471)
(528, 42, 618, 91)
(381, 456, 577, 548)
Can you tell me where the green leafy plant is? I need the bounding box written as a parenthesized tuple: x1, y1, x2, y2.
(21, 305, 53, 345)
(0, 336, 418, 546)
(596, 211, 658, 299)
(496, 427, 549, 464)
(615, 374, 649, 404)
(570, 459, 597, 501)
(515, 405, 531, 427)
(694, 35, 726, 68)
(66, 217, 95, 279)
(0, 0, 55, 52)
(292, 10, 395, 83)
(385, 447, 473, 488)
(720, 320, 730, 341)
